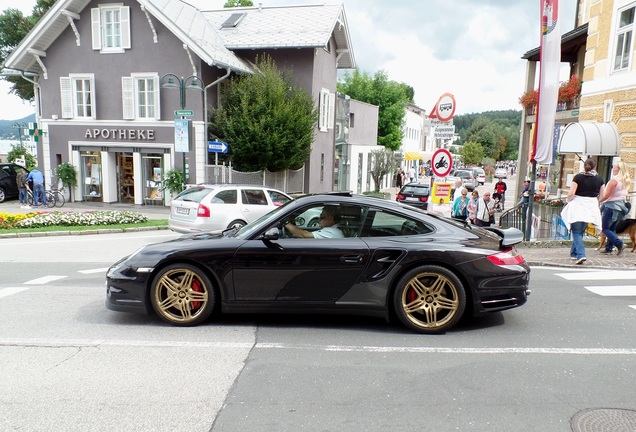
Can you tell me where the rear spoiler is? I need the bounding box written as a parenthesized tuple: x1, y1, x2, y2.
(485, 226, 524, 247)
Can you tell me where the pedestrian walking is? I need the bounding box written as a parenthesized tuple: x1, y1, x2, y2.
(560, 158, 605, 265)
(467, 190, 479, 224)
(494, 178, 507, 210)
(475, 191, 495, 227)
(598, 160, 631, 256)
(452, 188, 469, 221)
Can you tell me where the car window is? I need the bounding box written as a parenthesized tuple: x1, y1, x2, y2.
(242, 189, 268, 205)
(1, 166, 13, 177)
(268, 190, 291, 206)
(401, 185, 429, 194)
(213, 189, 237, 204)
(175, 187, 213, 202)
(364, 210, 433, 237)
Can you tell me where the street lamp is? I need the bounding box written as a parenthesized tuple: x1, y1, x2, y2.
(11, 122, 28, 147)
(160, 74, 205, 190)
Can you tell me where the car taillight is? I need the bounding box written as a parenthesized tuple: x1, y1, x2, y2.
(486, 248, 525, 266)
(197, 204, 210, 218)
(420, 196, 428, 202)
(396, 194, 405, 200)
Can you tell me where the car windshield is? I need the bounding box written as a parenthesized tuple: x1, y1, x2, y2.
(474, 169, 485, 175)
(456, 171, 470, 178)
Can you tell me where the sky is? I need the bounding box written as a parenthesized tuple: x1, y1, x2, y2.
(0, 0, 577, 120)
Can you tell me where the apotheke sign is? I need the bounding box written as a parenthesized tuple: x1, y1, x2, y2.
(84, 128, 156, 140)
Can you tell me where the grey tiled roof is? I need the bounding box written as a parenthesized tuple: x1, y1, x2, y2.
(3, 0, 354, 76)
(201, 4, 355, 68)
(142, 0, 252, 72)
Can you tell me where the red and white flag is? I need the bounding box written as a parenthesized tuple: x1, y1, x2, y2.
(532, 0, 561, 164)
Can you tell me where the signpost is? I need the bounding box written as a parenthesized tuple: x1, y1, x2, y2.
(208, 141, 228, 153)
(208, 141, 229, 184)
(174, 110, 194, 116)
(431, 148, 453, 178)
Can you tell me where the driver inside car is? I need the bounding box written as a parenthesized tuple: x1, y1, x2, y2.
(284, 205, 344, 238)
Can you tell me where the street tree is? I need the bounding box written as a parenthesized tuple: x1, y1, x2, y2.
(337, 69, 413, 151)
(8, 143, 36, 169)
(0, 0, 55, 102)
(464, 117, 509, 161)
(211, 55, 318, 171)
(369, 148, 397, 192)
(459, 141, 484, 166)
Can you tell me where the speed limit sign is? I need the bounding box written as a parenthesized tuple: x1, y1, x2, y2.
(431, 148, 453, 177)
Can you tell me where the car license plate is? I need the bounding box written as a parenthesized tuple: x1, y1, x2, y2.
(175, 207, 189, 215)
(406, 197, 419, 202)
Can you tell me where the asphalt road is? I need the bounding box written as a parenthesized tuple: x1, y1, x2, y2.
(1, 232, 635, 431)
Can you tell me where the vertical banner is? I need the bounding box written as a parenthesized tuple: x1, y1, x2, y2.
(532, 0, 561, 164)
(174, 119, 190, 153)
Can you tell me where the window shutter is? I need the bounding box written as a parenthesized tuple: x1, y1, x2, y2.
(120, 6, 131, 49)
(327, 92, 335, 130)
(91, 8, 101, 50)
(60, 77, 73, 118)
(153, 75, 160, 120)
(88, 75, 97, 120)
(319, 89, 328, 132)
(121, 76, 135, 119)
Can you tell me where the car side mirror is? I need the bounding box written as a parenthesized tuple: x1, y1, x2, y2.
(260, 227, 280, 241)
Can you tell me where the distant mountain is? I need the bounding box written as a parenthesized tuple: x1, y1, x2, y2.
(0, 114, 37, 139)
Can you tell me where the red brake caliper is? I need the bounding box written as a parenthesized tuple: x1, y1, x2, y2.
(191, 279, 202, 310)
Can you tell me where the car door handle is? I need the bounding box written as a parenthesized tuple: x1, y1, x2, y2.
(340, 254, 363, 263)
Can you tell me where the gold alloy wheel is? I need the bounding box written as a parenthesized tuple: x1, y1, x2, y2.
(151, 265, 214, 325)
(394, 266, 465, 333)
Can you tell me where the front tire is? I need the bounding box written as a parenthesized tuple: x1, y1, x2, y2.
(0, 187, 5, 203)
(393, 265, 466, 334)
(150, 264, 216, 326)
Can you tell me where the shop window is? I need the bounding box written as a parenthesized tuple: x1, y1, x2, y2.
(122, 74, 160, 120)
(60, 74, 95, 119)
(91, 5, 131, 53)
(81, 152, 102, 201)
(143, 156, 163, 205)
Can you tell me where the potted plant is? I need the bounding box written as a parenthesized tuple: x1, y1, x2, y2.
(163, 169, 184, 197)
(558, 75, 582, 108)
(519, 89, 538, 114)
(55, 162, 77, 202)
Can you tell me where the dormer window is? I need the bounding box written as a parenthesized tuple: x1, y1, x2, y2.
(91, 5, 131, 53)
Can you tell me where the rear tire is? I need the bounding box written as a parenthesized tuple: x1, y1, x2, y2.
(227, 219, 246, 230)
(393, 265, 466, 334)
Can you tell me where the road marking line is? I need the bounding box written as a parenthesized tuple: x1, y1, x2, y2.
(556, 270, 636, 280)
(23, 276, 67, 285)
(0, 287, 30, 299)
(78, 268, 109, 274)
(585, 285, 636, 296)
(0, 338, 635, 355)
(630, 305, 636, 310)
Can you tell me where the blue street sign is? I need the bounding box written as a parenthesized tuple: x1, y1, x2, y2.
(208, 141, 228, 153)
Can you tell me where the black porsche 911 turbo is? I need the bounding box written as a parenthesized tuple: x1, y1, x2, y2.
(106, 192, 530, 334)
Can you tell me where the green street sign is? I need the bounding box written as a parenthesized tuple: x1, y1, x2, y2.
(175, 110, 194, 116)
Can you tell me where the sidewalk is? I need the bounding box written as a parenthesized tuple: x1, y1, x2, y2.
(0, 198, 170, 219)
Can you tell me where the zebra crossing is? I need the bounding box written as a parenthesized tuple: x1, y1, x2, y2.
(555, 269, 636, 310)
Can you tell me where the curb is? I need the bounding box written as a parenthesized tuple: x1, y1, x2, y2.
(0, 226, 169, 239)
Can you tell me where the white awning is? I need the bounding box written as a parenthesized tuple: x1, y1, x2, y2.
(558, 122, 620, 156)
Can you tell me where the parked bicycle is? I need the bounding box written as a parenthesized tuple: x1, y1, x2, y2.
(25, 185, 65, 208)
(47, 188, 65, 208)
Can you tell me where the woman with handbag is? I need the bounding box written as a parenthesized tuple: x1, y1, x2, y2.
(452, 187, 469, 221)
(475, 192, 496, 227)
